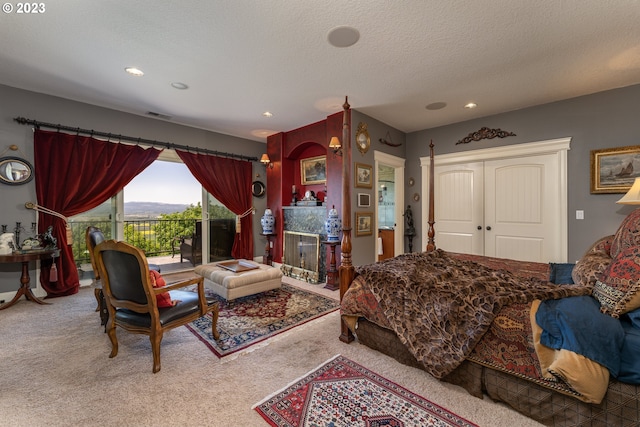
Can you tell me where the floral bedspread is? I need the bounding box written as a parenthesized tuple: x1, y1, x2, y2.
(341, 249, 593, 379)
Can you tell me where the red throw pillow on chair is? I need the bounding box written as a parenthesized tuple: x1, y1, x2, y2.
(149, 269, 174, 308)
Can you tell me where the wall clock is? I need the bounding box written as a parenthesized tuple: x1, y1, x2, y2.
(355, 122, 370, 155)
(252, 180, 266, 198)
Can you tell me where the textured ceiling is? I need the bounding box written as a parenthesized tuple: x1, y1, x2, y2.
(2, 1, 640, 142)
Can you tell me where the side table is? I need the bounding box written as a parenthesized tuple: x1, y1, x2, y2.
(0, 249, 58, 310)
(260, 233, 276, 266)
(322, 240, 340, 291)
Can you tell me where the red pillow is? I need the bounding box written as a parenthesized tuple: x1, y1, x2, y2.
(149, 269, 174, 308)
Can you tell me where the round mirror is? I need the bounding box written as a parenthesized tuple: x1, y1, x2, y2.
(252, 180, 266, 198)
(0, 156, 34, 185)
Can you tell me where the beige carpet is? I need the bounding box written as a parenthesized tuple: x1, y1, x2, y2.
(0, 276, 543, 427)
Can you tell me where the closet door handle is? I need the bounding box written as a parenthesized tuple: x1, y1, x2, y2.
(477, 226, 482, 230)
(486, 226, 492, 231)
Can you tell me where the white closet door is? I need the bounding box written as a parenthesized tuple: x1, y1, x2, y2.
(434, 162, 484, 255)
(484, 154, 559, 262)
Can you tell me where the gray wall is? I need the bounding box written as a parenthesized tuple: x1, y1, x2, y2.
(0, 84, 267, 294)
(349, 110, 406, 266)
(405, 84, 640, 263)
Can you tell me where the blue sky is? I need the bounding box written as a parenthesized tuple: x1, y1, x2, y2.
(125, 161, 201, 205)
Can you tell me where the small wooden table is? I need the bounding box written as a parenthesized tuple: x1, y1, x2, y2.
(0, 249, 58, 310)
(322, 240, 340, 291)
(260, 233, 276, 266)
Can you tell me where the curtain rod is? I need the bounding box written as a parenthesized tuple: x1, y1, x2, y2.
(13, 116, 258, 163)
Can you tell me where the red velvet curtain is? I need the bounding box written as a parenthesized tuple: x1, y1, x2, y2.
(176, 150, 253, 260)
(34, 129, 161, 297)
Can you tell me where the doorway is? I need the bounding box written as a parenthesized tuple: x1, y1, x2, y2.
(421, 138, 571, 262)
(374, 151, 405, 261)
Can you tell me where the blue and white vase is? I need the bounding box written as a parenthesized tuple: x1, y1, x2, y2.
(325, 205, 341, 242)
(261, 208, 275, 234)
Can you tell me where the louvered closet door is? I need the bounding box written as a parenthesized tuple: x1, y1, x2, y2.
(434, 162, 484, 255)
(484, 154, 559, 262)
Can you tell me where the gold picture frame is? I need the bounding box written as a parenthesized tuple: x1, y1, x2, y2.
(590, 145, 640, 194)
(355, 122, 370, 155)
(355, 212, 373, 236)
(301, 155, 327, 185)
(354, 163, 373, 188)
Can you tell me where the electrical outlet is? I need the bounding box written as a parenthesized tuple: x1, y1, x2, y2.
(576, 210, 584, 220)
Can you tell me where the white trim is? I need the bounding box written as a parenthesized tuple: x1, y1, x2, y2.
(420, 137, 571, 261)
(421, 137, 571, 167)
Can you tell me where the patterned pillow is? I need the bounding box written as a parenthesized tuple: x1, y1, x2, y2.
(611, 208, 640, 259)
(593, 246, 640, 317)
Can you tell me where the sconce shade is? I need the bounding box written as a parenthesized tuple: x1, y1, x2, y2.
(260, 153, 271, 164)
(617, 177, 640, 204)
(329, 136, 343, 156)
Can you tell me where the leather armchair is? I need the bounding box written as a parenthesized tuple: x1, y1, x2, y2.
(94, 239, 220, 373)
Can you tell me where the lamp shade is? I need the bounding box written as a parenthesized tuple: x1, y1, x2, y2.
(329, 137, 341, 149)
(617, 177, 640, 204)
(260, 153, 271, 164)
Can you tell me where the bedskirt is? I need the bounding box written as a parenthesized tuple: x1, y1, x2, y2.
(354, 318, 640, 427)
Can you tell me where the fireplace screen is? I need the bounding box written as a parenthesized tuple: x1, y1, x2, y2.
(282, 231, 321, 283)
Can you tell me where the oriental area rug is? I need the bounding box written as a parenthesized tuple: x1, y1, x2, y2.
(186, 283, 339, 357)
(253, 355, 479, 427)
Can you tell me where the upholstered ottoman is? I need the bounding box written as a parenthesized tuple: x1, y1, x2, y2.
(194, 260, 282, 300)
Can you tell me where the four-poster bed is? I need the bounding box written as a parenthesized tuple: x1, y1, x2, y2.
(337, 102, 640, 426)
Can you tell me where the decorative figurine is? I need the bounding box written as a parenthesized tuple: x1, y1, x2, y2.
(0, 233, 15, 255)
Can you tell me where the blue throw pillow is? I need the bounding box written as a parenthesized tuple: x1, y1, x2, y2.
(549, 263, 575, 284)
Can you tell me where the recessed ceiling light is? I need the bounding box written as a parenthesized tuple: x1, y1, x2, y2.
(464, 102, 478, 109)
(251, 129, 276, 138)
(426, 102, 447, 110)
(262, 111, 273, 118)
(327, 26, 360, 48)
(171, 82, 188, 90)
(125, 67, 144, 77)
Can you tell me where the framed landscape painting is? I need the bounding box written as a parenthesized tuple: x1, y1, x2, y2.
(301, 155, 326, 185)
(591, 145, 640, 194)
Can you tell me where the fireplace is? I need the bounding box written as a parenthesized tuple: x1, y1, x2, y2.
(282, 231, 322, 283)
(281, 206, 327, 284)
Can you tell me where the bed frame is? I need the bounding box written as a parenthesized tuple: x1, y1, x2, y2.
(335, 100, 640, 426)
(337, 97, 435, 344)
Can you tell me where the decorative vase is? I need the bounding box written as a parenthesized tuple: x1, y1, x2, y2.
(325, 205, 341, 242)
(261, 208, 275, 234)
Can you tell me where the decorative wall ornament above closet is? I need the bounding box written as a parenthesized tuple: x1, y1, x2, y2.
(455, 126, 516, 145)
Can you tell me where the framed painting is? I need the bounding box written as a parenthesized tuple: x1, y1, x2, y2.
(355, 212, 373, 236)
(301, 155, 326, 185)
(354, 163, 373, 188)
(591, 145, 640, 194)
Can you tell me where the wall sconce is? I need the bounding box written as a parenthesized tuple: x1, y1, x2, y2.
(329, 136, 342, 156)
(260, 153, 273, 169)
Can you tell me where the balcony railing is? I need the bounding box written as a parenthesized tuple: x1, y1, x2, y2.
(70, 219, 198, 268)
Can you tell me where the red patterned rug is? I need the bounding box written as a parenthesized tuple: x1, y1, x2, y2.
(186, 283, 339, 357)
(253, 355, 478, 427)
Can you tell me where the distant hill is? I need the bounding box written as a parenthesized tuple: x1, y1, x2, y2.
(72, 201, 191, 220)
(125, 202, 190, 217)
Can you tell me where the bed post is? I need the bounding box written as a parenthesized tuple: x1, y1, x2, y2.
(339, 96, 355, 344)
(426, 140, 436, 252)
